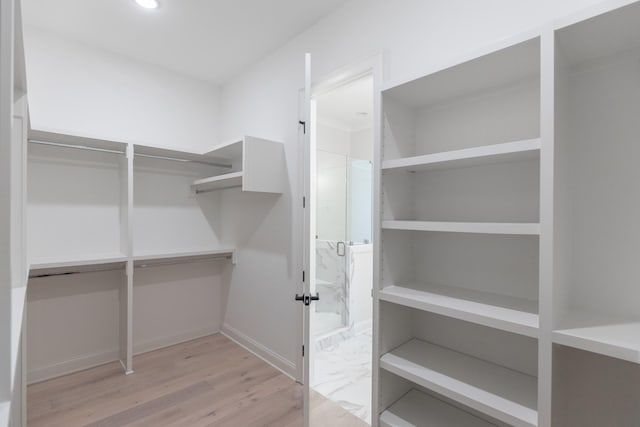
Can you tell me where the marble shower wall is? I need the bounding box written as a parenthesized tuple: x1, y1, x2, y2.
(315, 240, 348, 326)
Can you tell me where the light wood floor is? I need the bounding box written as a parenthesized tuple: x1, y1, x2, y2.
(27, 334, 368, 427)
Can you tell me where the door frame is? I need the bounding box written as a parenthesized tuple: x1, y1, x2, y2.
(298, 51, 384, 427)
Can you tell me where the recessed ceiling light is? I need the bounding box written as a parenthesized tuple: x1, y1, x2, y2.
(134, 0, 159, 10)
(356, 112, 369, 116)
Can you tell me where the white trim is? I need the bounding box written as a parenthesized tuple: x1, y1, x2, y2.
(132, 326, 220, 356)
(222, 323, 297, 381)
(27, 349, 120, 385)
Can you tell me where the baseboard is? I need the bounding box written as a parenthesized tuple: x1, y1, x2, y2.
(27, 349, 120, 385)
(221, 323, 297, 380)
(133, 326, 220, 356)
(352, 318, 373, 335)
(27, 327, 222, 384)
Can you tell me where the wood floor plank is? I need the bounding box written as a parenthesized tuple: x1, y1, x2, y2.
(27, 333, 368, 427)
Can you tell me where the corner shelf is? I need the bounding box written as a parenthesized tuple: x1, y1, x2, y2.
(382, 220, 540, 235)
(380, 339, 538, 427)
(382, 139, 540, 172)
(380, 284, 538, 337)
(133, 248, 236, 266)
(133, 143, 232, 168)
(553, 311, 640, 364)
(380, 389, 495, 427)
(192, 136, 285, 194)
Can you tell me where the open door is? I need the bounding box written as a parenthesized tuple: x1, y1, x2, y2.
(300, 52, 379, 427)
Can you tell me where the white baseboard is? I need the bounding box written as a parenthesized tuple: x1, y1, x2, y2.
(27, 349, 120, 385)
(221, 323, 297, 380)
(133, 326, 220, 356)
(27, 326, 221, 384)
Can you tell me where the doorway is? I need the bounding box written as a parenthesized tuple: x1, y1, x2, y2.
(309, 74, 374, 425)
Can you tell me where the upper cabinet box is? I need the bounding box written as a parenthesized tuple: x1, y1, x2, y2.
(192, 136, 286, 194)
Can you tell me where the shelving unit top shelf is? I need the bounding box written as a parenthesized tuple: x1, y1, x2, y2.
(553, 311, 640, 364)
(383, 37, 540, 108)
(382, 139, 540, 172)
(382, 220, 540, 236)
(204, 137, 243, 159)
(29, 127, 128, 153)
(556, 1, 640, 66)
(380, 389, 495, 427)
(380, 339, 538, 427)
(133, 144, 231, 168)
(134, 248, 236, 265)
(380, 284, 538, 337)
(29, 253, 128, 274)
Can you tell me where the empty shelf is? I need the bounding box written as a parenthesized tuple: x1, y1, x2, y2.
(553, 311, 640, 363)
(382, 220, 540, 235)
(383, 139, 540, 172)
(380, 389, 495, 427)
(380, 339, 538, 427)
(134, 144, 231, 168)
(29, 127, 128, 153)
(380, 284, 538, 337)
(134, 248, 236, 265)
(192, 171, 243, 192)
(29, 253, 128, 276)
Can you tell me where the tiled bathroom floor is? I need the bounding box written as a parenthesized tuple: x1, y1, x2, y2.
(311, 329, 372, 424)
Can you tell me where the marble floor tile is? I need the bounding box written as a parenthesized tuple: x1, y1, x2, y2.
(312, 329, 372, 424)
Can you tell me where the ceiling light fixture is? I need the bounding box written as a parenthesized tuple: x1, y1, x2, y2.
(134, 0, 159, 10)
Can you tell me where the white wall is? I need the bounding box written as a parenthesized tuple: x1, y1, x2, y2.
(23, 27, 221, 152)
(218, 0, 606, 378)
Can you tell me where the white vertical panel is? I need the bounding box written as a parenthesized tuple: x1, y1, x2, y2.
(0, 0, 15, 407)
(538, 27, 555, 427)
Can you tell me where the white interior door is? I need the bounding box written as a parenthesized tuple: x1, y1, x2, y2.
(301, 52, 314, 427)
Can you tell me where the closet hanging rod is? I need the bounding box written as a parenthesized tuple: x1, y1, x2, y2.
(28, 139, 126, 155)
(134, 153, 232, 168)
(29, 265, 126, 278)
(135, 254, 233, 269)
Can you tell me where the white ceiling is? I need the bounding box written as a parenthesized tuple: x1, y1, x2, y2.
(316, 76, 373, 131)
(22, 0, 349, 85)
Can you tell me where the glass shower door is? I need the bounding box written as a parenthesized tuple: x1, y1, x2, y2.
(315, 150, 349, 336)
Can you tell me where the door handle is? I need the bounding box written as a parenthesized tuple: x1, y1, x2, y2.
(295, 293, 320, 306)
(337, 241, 346, 256)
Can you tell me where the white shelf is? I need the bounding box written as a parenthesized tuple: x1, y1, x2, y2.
(133, 144, 231, 168)
(380, 389, 495, 427)
(29, 253, 128, 275)
(383, 139, 540, 172)
(380, 284, 538, 338)
(380, 339, 538, 427)
(382, 220, 540, 235)
(133, 248, 236, 265)
(193, 136, 285, 194)
(29, 127, 128, 153)
(192, 171, 244, 192)
(553, 311, 640, 364)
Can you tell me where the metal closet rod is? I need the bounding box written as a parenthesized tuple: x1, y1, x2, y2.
(28, 139, 232, 168)
(29, 265, 126, 279)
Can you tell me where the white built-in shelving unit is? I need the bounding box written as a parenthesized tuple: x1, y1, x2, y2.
(25, 127, 281, 385)
(192, 136, 286, 194)
(374, 2, 640, 426)
(376, 33, 543, 427)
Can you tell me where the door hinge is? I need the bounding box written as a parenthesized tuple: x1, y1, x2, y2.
(299, 120, 306, 134)
(302, 270, 305, 282)
(303, 196, 306, 208)
(302, 345, 305, 357)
